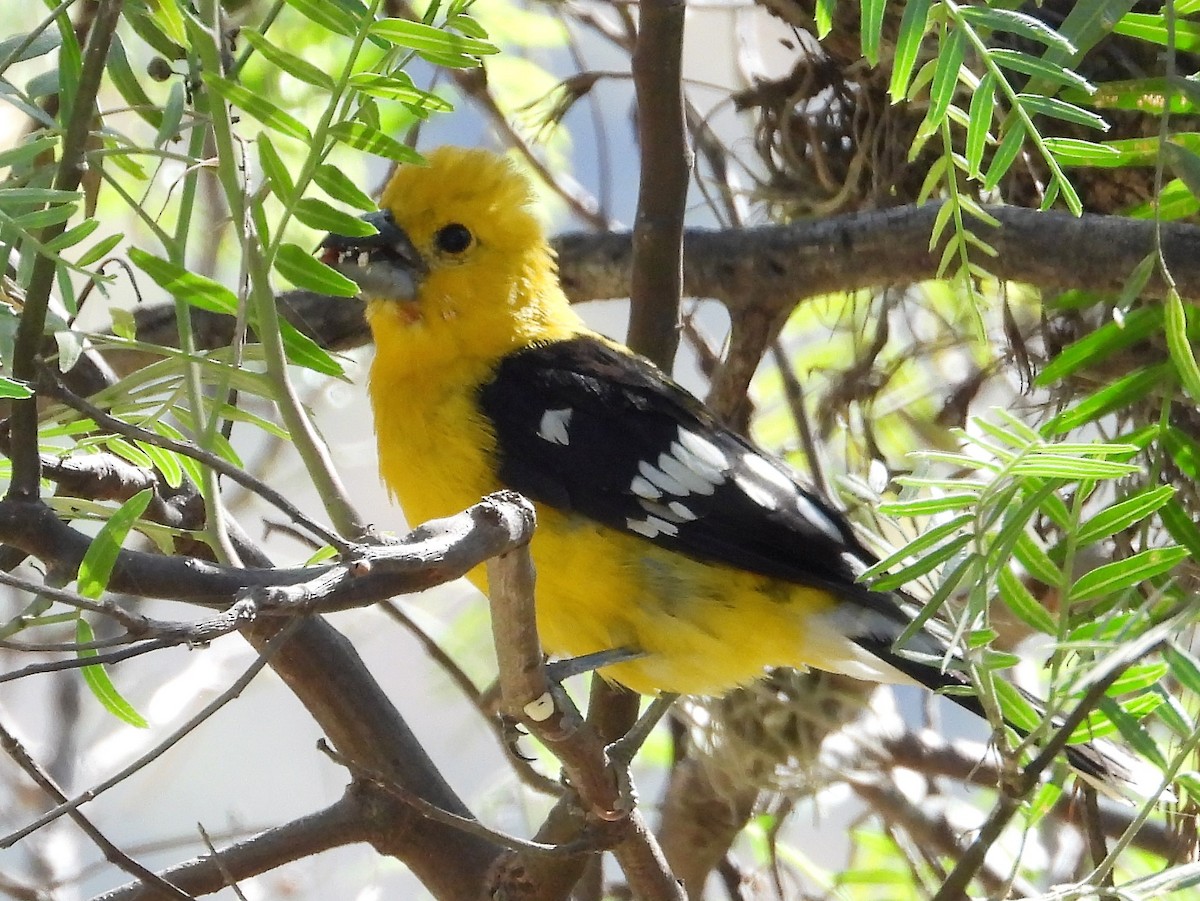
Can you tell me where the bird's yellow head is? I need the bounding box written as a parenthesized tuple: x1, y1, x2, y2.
(321, 147, 583, 377)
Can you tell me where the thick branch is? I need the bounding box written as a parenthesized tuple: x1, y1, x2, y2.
(125, 206, 1200, 367)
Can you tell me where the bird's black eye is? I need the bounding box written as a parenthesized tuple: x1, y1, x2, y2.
(434, 223, 473, 254)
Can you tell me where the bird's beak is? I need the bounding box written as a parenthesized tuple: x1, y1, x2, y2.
(319, 210, 427, 302)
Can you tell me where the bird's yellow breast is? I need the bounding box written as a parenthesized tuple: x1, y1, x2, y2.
(368, 340, 858, 696)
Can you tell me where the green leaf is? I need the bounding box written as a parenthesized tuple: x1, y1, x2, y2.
(1076, 485, 1175, 546)
(1045, 363, 1171, 434)
(1106, 662, 1168, 696)
(257, 132, 294, 201)
(292, 198, 378, 237)
(997, 565, 1056, 634)
(860, 0, 886, 66)
(1037, 305, 1163, 385)
(815, 0, 836, 38)
(240, 29, 334, 91)
(1113, 12, 1200, 52)
(957, 6, 1075, 55)
(988, 49, 1094, 93)
(314, 162, 378, 211)
(274, 242, 360, 296)
(918, 27, 966, 140)
(889, 0, 931, 100)
(859, 513, 972, 583)
(0, 135, 58, 171)
(44, 219, 100, 254)
(1039, 1, 1138, 73)
(879, 493, 978, 516)
(205, 75, 312, 142)
(76, 232, 123, 268)
(1163, 426, 1200, 481)
(128, 247, 239, 314)
(1066, 546, 1190, 603)
(993, 678, 1042, 733)
(1160, 499, 1200, 560)
(1042, 137, 1122, 166)
(1165, 643, 1200, 698)
(76, 617, 149, 728)
(0, 376, 32, 398)
(984, 120, 1025, 191)
(1014, 530, 1062, 587)
(136, 440, 183, 489)
(348, 72, 453, 110)
(1163, 140, 1200, 199)
(77, 488, 154, 599)
(1017, 94, 1108, 131)
(369, 19, 499, 65)
(965, 72, 996, 177)
(330, 121, 421, 163)
(281, 0, 358, 36)
(0, 29, 62, 67)
(1165, 289, 1200, 402)
(279, 318, 345, 377)
(154, 80, 187, 148)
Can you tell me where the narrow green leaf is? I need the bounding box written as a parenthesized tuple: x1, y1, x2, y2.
(997, 565, 1056, 633)
(1113, 13, 1200, 52)
(860, 0, 886, 66)
(1017, 94, 1109, 131)
(369, 18, 499, 61)
(1037, 305, 1163, 385)
(241, 29, 334, 91)
(957, 6, 1075, 55)
(988, 49, 1094, 93)
(129, 247, 239, 314)
(1165, 289, 1200, 402)
(0, 29, 61, 66)
(1076, 485, 1175, 546)
(993, 678, 1042, 733)
(44, 218, 99, 253)
(1160, 499, 1200, 559)
(330, 121, 421, 163)
(1014, 530, 1062, 587)
(1006, 454, 1137, 479)
(348, 72, 453, 110)
(1042, 137, 1123, 166)
(0, 135, 58, 170)
(1066, 546, 1190, 603)
(965, 72, 996, 177)
(1045, 363, 1170, 435)
(256, 132, 294, 201)
(889, 0, 931, 100)
(859, 513, 973, 582)
(77, 488, 154, 599)
(1165, 643, 1200, 698)
(205, 75, 312, 142)
(868, 533, 972, 591)
(274, 242, 360, 296)
(1083, 697, 1163, 763)
(292, 198, 378, 237)
(154, 80, 187, 148)
(314, 162, 378, 211)
(814, 0, 836, 38)
(1163, 427, 1200, 481)
(1163, 141, 1200, 199)
(0, 376, 32, 398)
(281, 0, 358, 36)
(279, 318, 345, 377)
(76, 232, 123, 267)
(918, 27, 966, 140)
(983, 120, 1025, 191)
(0, 187, 82, 206)
(880, 493, 978, 516)
(1042, 1, 1138, 72)
(76, 617, 149, 728)
(1106, 662, 1168, 696)
(136, 440, 183, 489)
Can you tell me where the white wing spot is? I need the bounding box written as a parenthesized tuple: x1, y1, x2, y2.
(536, 408, 573, 446)
(735, 473, 779, 511)
(638, 460, 689, 497)
(742, 452, 796, 494)
(626, 515, 680, 538)
(630, 474, 662, 500)
(677, 428, 729, 471)
(668, 501, 698, 521)
(669, 441, 725, 487)
(658, 452, 716, 496)
(797, 494, 844, 543)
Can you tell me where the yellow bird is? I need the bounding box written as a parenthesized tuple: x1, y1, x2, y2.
(320, 146, 1130, 786)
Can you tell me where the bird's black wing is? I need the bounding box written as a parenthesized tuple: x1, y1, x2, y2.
(477, 335, 879, 601)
